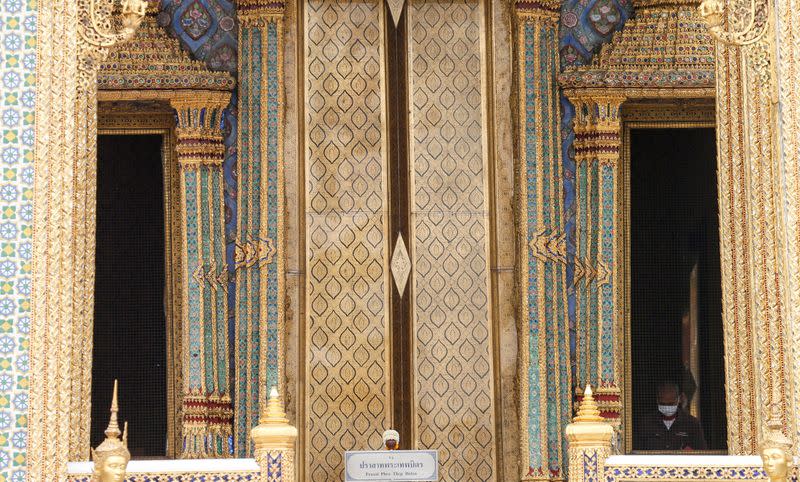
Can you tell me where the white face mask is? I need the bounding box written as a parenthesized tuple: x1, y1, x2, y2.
(658, 404, 678, 417)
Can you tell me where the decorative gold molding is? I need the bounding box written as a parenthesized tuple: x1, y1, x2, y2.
(97, 100, 183, 458)
(703, 0, 790, 453)
(31, 0, 147, 478)
(238, 0, 287, 24)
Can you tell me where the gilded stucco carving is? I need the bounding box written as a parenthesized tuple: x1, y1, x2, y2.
(31, 0, 146, 478)
(706, 29, 758, 457)
(32, 1, 82, 473)
(774, 0, 800, 457)
(699, 0, 792, 454)
(407, 0, 497, 478)
(303, 0, 391, 477)
(69, 0, 147, 462)
(98, 12, 234, 91)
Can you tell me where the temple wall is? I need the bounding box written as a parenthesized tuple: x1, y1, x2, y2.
(406, 0, 496, 478)
(19, 0, 800, 478)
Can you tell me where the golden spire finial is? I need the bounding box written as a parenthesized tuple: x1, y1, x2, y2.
(251, 386, 298, 454)
(261, 386, 289, 424)
(573, 385, 604, 423)
(105, 380, 122, 440)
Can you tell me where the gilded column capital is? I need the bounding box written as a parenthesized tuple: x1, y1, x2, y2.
(238, 0, 287, 25)
(170, 92, 231, 168)
(567, 94, 625, 123)
(170, 91, 231, 127)
(568, 94, 624, 165)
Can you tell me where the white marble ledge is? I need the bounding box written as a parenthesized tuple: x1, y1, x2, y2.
(67, 458, 260, 475)
(605, 455, 763, 467)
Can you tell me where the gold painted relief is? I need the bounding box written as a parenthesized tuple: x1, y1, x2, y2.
(775, 0, 800, 457)
(702, 65, 753, 454)
(407, 0, 497, 479)
(304, 0, 391, 479)
(701, 0, 774, 452)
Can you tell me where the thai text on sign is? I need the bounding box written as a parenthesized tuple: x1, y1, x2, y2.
(344, 450, 438, 481)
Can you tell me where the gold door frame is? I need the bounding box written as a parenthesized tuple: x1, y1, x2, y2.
(620, 100, 718, 454)
(97, 103, 182, 458)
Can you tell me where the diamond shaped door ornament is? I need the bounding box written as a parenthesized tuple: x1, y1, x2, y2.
(386, 0, 406, 26)
(391, 233, 411, 297)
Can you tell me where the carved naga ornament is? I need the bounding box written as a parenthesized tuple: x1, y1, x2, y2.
(698, 0, 770, 45)
(78, 0, 148, 91)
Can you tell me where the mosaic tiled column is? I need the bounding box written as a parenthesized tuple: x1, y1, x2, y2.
(171, 92, 233, 458)
(566, 93, 624, 433)
(515, 0, 573, 479)
(234, 0, 285, 457)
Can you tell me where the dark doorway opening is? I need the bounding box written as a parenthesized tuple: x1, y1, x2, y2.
(91, 134, 167, 457)
(629, 128, 727, 452)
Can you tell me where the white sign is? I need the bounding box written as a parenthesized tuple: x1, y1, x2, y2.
(344, 450, 438, 481)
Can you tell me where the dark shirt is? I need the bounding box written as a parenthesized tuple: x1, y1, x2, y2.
(636, 409, 708, 451)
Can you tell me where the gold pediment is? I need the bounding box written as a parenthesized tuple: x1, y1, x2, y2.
(98, 11, 235, 91)
(559, 0, 715, 93)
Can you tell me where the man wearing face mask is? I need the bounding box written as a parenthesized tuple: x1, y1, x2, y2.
(636, 381, 707, 451)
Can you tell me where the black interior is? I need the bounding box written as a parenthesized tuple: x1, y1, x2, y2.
(91, 134, 167, 457)
(629, 128, 727, 451)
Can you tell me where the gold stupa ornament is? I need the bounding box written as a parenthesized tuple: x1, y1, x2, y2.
(92, 380, 130, 482)
(759, 405, 793, 482)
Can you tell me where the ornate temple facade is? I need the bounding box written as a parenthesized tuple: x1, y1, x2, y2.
(0, 0, 798, 479)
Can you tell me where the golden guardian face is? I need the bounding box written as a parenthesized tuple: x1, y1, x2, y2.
(762, 447, 790, 480)
(95, 454, 128, 482)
